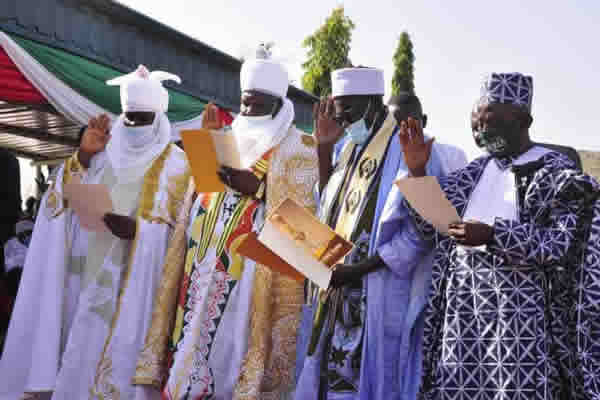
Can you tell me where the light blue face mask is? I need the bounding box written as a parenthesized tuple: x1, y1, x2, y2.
(346, 118, 370, 145)
(345, 99, 373, 145)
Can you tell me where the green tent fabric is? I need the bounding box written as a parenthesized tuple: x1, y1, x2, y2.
(11, 35, 206, 122)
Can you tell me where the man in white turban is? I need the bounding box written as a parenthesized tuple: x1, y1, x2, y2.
(144, 47, 318, 400)
(294, 67, 467, 399)
(0, 65, 192, 400)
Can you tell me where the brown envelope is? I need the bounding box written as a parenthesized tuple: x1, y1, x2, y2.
(181, 129, 225, 193)
(395, 176, 461, 234)
(258, 198, 354, 289)
(236, 232, 305, 282)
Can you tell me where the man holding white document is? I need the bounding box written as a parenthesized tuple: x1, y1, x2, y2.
(294, 67, 466, 400)
(395, 73, 600, 399)
(152, 46, 318, 400)
(0, 65, 191, 400)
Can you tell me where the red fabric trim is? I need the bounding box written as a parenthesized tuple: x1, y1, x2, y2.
(0, 47, 47, 104)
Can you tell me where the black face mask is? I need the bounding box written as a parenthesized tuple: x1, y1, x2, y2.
(473, 119, 522, 157)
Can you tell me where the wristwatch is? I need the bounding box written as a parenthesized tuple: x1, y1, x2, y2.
(255, 179, 266, 201)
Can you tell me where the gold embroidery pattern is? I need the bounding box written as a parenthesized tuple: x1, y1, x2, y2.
(138, 145, 172, 221)
(166, 169, 191, 223)
(45, 152, 83, 219)
(44, 188, 61, 218)
(234, 128, 318, 399)
(132, 183, 196, 387)
(301, 134, 317, 148)
(333, 113, 395, 240)
(92, 145, 174, 397)
(91, 225, 139, 400)
(91, 355, 121, 400)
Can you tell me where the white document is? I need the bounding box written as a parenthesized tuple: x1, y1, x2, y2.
(63, 183, 114, 232)
(259, 221, 333, 289)
(257, 198, 353, 290)
(395, 176, 460, 234)
(212, 129, 242, 170)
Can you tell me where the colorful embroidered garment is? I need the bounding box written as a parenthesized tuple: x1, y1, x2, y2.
(156, 126, 318, 400)
(163, 153, 269, 400)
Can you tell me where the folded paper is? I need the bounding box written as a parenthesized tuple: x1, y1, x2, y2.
(395, 176, 460, 234)
(258, 198, 353, 289)
(63, 183, 114, 232)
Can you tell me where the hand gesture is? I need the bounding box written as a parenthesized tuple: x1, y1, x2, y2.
(314, 97, 344, 145)
(103, 213, 137, 240)
(448, 220, 494, 246)
(80, 114, 111, 156)
(399, 117, 434, 177)
(217, 166, 262, 197)
(202, 103, 224, 131)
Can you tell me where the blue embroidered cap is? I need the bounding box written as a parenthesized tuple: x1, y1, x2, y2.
(479, 72, 533, 111)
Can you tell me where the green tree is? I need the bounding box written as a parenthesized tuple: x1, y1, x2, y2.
(302, 7, 355, 97)
(391, 32, 415, 96)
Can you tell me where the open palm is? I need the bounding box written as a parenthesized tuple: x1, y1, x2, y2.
(399, 117, 434, 176)
(81, 114, 111, 155)
(313, 97, 344, 145)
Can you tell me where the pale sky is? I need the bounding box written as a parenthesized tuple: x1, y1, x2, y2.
(16, 0, 600, 206)
(117, 1, 597, 158)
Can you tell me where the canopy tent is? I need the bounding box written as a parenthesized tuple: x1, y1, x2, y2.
(0, 31, 233, 161)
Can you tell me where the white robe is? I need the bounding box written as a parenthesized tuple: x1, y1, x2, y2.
(0, 145, 190, 400)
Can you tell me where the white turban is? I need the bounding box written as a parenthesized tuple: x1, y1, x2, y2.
(107, 65, 181, 113)
(240, 59, 289, 98)
(232, 54, 294, 169)
(105, 65, 180, 183)
(331, 67, 385, 97)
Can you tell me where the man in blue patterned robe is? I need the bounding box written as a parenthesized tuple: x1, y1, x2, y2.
(390, 72, 600, 399)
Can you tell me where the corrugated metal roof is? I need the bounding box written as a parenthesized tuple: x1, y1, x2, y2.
(0, 0, 317, 112)
(0, 101, 80, 160)
(0, 0, 317, 159)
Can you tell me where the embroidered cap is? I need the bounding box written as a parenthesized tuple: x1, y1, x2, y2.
(479, 72, 533, 111)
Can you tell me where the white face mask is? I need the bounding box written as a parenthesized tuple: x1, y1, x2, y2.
(344, 99, 374, 145)
(106, 113, 171, 184)
(346, 118, 370, 145)
(120, 124, 156, 149)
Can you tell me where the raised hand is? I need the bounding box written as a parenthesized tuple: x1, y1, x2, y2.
(202, 103, 224, 131)
(314, 97, 344, 145)
(217, 166, 262, 197)
(78, 114, 111, 168)
(399, 117, 434, 177)
(448, 220, 494, 246)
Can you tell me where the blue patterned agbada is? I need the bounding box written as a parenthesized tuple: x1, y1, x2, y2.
(397, 151, 600, 399)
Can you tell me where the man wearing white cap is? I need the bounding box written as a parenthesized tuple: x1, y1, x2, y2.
(294, 67, 466, 399)
(0, 65, 192, 400)
(394, 72, 600, 398)
(150, 47, 318, 400)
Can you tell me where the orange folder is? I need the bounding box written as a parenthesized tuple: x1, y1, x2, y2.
(181, 129, 225, 193)
(236, 232, 305, 282)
